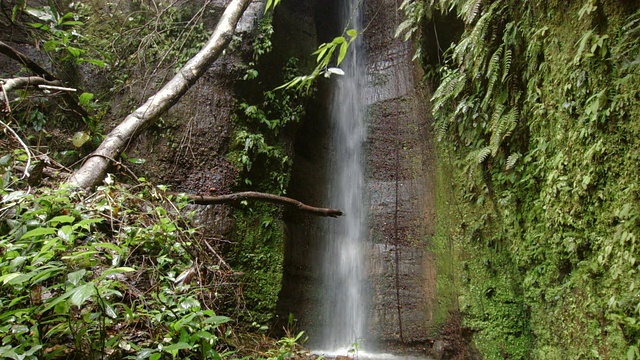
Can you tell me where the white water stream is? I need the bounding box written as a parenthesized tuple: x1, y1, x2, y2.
(318, 0, 367, 353)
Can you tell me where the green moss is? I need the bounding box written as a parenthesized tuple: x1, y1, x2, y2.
(227, 204, 284, 326)
(422, 0, 640, 358)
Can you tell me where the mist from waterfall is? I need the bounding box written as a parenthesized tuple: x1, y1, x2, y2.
(318, 0, 367, 352)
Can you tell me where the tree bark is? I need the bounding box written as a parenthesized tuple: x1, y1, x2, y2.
(67, 0, 253, 189)
(176, 191, 344, 217)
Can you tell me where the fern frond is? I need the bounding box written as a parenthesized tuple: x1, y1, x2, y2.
(461, 0, 482, 25)
(435, 119, 448, 142)
(489, 106, 518, 156)
(501, 48, 512, 83)
(489, 104, 506, 133)
(432, 71, 467, 113)
(502, 107, 518, 138)
(480, 45, 503, 109)
(477, 146, 492, 164)
(505, 152, 521, 170)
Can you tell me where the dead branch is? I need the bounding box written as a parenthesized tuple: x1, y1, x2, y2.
(67, 0, 253, 189)
(174, 191, 344, 218)
(1, 76, 63, 93)
(0, 41, 89, 118)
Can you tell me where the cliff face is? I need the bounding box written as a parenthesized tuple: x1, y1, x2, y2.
(363, 0, 436, 347)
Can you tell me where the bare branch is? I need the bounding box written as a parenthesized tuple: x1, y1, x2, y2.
(0, 41, 89, 118)
(1, 76, 62, 93)
(174, 191, 344, 218)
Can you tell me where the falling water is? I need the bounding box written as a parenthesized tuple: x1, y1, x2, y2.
(318, 0, 367, 353)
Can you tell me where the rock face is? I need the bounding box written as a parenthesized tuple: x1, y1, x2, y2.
(279, 0, 436, 353)
(362, 0, 436, 347)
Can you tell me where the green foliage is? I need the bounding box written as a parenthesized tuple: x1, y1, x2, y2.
(0, 158, 239, 358)
(230, 58, 308, 195)
(400, 0, 640, 358)
(226, 204, 284, 326)
(22, 4, 105, 67)
(277, 29, 358, 92)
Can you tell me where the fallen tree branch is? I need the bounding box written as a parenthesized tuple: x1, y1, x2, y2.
(174, 191, 344, 218)
(0, 41, 89, 118)
(2, 76, 63, 92)
(67, 0, 254, 189)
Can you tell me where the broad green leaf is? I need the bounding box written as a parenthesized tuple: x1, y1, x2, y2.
(346, 28, 358, 38)
(78, 92, 94, 106)
(135, 349, 157, 359)
(81, 58, 106, 67)
(67, 269, 86, 286)
(104, 302, 117, 318)
(204, 315, 232, 326)
(25, 7, 54, 21)
(72, 131, 91, 148)
(0, 273, 23, 285)
(61, 250, 99, 260)
(70, 283, 95, 307)
(162, 342, 191, 352)
(20, 227, 56, 239)
(102, 267, 136, 276)
(49, 215, 75, 225)
(57, 225, 74, 242)
(73, 217, 104, 231)
(60, 20, 83, 26)
(337, 42, 348, 65)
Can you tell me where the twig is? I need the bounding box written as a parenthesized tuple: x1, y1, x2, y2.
(38, 84, 77, 92)
(0, 119, 32, 179)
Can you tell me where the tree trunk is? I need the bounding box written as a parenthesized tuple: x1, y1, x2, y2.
(67, 0, 253, 189)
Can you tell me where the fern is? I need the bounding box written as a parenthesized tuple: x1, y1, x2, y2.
(461, 0, 483, 25)
(480, 45, 504, 109)
(432, 71, 467, 113)
(489, 106, 518, 156)
(477, 146, 492, 164)
(505, 152, 521, 170)
(436, 119, 448, 142)
(502, 48, 512, 83)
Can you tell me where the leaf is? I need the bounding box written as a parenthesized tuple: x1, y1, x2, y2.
(67, 269, 86, 286)
(0, 273, 23, 285)
(104, 302, 117, 318)
(49, 215, 75, 225)
(505, 152, 521, 170)
(162, 342, 191, 352)
(127, 158, 146, 164)
(337, 42, 348, 65)
(70, 283, 96, 307)
(20, 227, 56, 239)
(91, 242, 124, 254)
(346, 29, 358, 39)
(72, 131, 91, 148)
(78, 92, 94, 106)
(204, 315, 232, 326)
(25, 7, 54, 21)
(102, 267, 136, 276)
(72, 217, 104, 231)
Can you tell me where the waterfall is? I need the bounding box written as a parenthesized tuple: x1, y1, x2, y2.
(318, 0, 367, 352)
